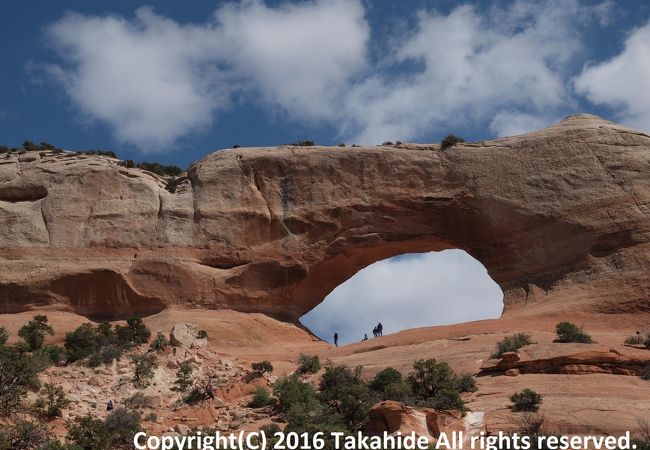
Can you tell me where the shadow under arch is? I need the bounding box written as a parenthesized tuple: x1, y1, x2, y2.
(300, 249, 503, 345)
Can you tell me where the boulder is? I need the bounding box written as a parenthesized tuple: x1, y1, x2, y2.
(170, 323, 207, 349)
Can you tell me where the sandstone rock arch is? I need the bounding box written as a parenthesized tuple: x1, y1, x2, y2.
(1, 115, 649, 321)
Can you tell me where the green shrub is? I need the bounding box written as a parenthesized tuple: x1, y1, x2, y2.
(297, 354, 321, 374)
(625, 334, 645, 345)
(369, 367, 412, 401)
(492, 333, 534, 358)
(440, 134, 465, 150)
(381, 381, 412, 402)
(149, 332, 169, 351)
(456, 374, 478, 393)
(642, 364, 650, 381)
(88, 345, 121, 367)
(407, 359, 466, 411)
(131, 354, 157, 387)
(290, 141, 315, 147)
(252, 360, 274, 375)
(64, 323, 101, 363)
(0, 327, 7, 346)
(124, 392, 153, 410)
(511, 388, 543, 412)
(115, 318, 151, 347)
(105, 408, 141, 448)
(274, 375, 319, 414)
(338, 143, 346, 147)
(369, 367, 403, 392)
(555, 322, 593, 343)
(66, 414, 110, 450)
(173, 361, 194, 392)
(35, 382, 70, 419)
(2, 419, 51, 450)
(251, 386, 272, 407)
(0, 346, 40, 417)
(18, 315, 54, 351)
(81, 150, 118, 158)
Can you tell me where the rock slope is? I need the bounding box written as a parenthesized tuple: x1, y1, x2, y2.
(1, 114, 650, 320)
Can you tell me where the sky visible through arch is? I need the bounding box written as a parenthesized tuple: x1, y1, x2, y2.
(301, 250, 504, 345)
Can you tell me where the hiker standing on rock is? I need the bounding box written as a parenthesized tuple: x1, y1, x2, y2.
(334, 332, 339, 347)
(377, 322, 383, 337)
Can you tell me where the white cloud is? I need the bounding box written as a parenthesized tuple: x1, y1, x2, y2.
(489, 111, 555, 137)
(40, 0, 620, 150)
(301, 250, 503, 345)
(341, 1, 583, 144)
(574, 20, 650, 134)
(41, 0, 368, 151)
(215, 0, 368, 122)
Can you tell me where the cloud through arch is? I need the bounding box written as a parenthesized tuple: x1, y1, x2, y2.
(300, 250, 504, 345)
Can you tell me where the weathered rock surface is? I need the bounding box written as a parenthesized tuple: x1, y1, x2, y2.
(1, 114, 650, 320)
(169, 323, 207, 349)
(364, 400, 463, 441)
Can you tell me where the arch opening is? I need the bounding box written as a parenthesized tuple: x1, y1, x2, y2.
(300, 249, 503, 345)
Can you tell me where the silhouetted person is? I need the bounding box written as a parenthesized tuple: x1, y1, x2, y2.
(106, 400, 113, 412)
(377, 322, 383, 337)
(334, 332, 339, 347)
(372, 326, 378, 338)
(362, 334, 368, 341)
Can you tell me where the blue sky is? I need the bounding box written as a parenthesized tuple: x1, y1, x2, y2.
(2, 1, 650, 342)
(1, 0, 650, 168)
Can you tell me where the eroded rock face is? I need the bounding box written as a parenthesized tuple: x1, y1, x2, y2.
(1, 115, 650, 320)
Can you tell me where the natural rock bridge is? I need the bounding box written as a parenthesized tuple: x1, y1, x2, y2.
(1, 115, 649, 320)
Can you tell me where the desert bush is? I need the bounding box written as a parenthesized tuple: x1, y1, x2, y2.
(115, 317, 151, 347)
(625, 334, 645, 345)
(456, 374, 478, 393)
(1, 419, 51, 450)
(131, 353, 157, 387)
(260, 422, 281, 436)
(105, 408, 141, 448)
(149, 332, 169, 351)
(0, 346, 40, 417)
(251, 386, 272, 407)
(174, 361, 194, 392)
(297, 354, 321, 374)
(0, 327, 7, 346)
(290, 140, 315, 147)
(645, 336, 650, 349)
(81, 150, 117, 158)
(66, 414, 110, 450)
(492, 333, 534, 358)
(642, 364, 650, 381)
(274, 375, 319, 414)
(407, 359, 467, 411)
(88, 344, 122, 367)
(440, 134, 465, 150)
(185, 376, 219, 404)
(124, 392, 153, 410)
(369, 367, 411, 401)
(555, 322, 593, 343)
(117, 160, 182, 176)
(165, 178, 179, 193)
(514, 412, 546, 436)
(338, 143, 346, 147)
(35, 382, 70, 419)
(64, 323, 101, 362)
(511, 388, 543, 412)
(197, 330, 208, 339)
(382, 141, 394, 146)
(18, 315, 54, 351)
(252, 360, 274, 375)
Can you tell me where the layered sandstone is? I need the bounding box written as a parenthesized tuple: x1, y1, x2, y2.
(1, 114, 649, 320)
